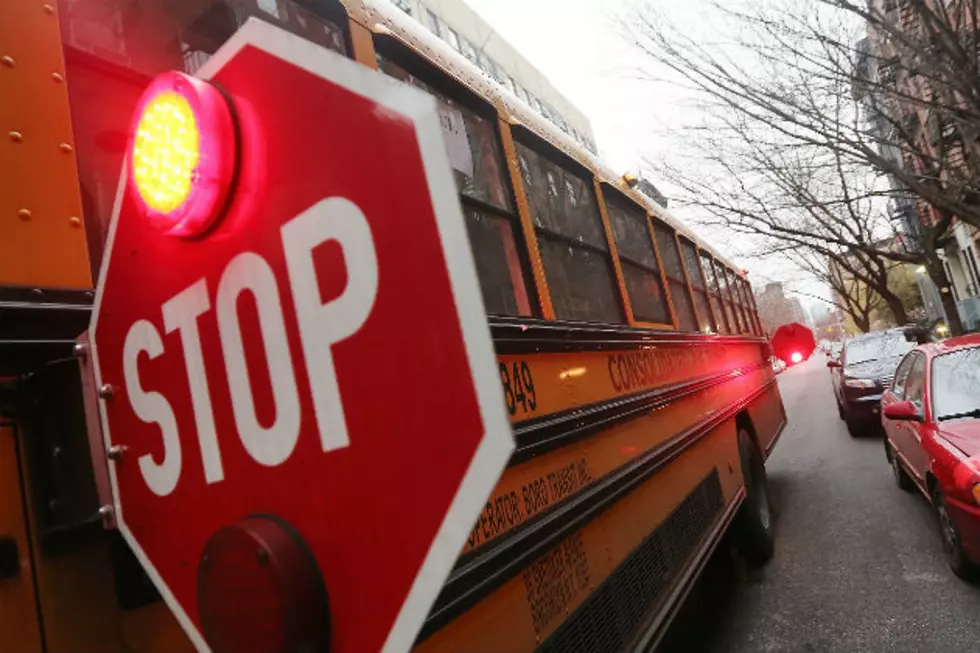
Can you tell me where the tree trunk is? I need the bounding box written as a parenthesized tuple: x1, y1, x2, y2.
(881, 290, 909, 327)
(925, 253, 966, 336)
(853, 312, 871, 333)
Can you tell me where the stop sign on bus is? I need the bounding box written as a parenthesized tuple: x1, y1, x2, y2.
(90, 20, 512, 653)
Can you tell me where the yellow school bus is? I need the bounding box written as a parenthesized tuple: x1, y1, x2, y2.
(0, 0, 786, 651)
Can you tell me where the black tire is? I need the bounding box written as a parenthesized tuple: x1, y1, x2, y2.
(836, 398, 846, 421)
(732, 429, 774, 567)
(933, 487, 975, 580)
(885, 441, 915, 492)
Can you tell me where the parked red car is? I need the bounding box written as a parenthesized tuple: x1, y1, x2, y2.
(882, 334, 980, 578)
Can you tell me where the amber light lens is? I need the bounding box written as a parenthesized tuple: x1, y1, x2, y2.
(133, 91, 200, 215)
(129, 71, 236, 236)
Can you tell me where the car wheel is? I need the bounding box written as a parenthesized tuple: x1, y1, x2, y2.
(933, 488, 975, 580)
(886, 442, 914, 492)
(732, 429, 774, 567)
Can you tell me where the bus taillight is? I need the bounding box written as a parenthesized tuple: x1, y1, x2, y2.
(130, 71, 236, 236)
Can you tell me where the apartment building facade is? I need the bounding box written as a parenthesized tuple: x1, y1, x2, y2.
(389, 0, 598, 155)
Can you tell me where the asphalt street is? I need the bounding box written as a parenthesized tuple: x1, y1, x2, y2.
(660, 354, 980, 653)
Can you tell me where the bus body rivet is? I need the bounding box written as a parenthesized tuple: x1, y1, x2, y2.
(1, 56, 14, 67)
(98, 505, 113, 518)
(9, 131, 22, 142)
(59, 142, 73, 153)
(107, 444, 127, 460)
(51, 72, 63, 83)
(69, 216, 81, 227)
(18, 209, 31, 221)
(42, 4, 54, 14)
(98, 383, 114, 399)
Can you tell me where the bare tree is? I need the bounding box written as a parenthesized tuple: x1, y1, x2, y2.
(624, 0, 976, 333)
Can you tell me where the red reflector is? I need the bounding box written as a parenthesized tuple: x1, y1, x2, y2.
(198, 516, 329, 653)
(130, 71, 236, 236)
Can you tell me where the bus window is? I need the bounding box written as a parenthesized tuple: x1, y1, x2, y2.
(742, 278, 763, 335)
(377, 49, 533, 317)
(680, 240, 715, 333)
(725, 268, 750, 333)
(699, 254, 730, 334)
(714, 261, 740, 333)
(604, 192, 671, 326)
(652, 221, 698, 331)
(58, 0, 349, 277)
(515, 139, 623, 323)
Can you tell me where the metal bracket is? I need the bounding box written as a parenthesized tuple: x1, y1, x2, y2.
(76, 331, 116, 529)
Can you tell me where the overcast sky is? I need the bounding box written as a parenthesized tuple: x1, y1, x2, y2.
(466, 0, 829, 309)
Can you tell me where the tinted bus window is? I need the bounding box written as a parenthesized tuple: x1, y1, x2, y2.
(680, 240, 714, 332)
(713, 261, 739, 333)
(725, 268, 749, 333)
(604, 194, 670, 325)
(377, 53, 533, 317)
(699, 254, 730, 334)
(652, 221, 697, 331)
(516, 140, 622, 323)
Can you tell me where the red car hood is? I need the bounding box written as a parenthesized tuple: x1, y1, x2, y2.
(939, 419, 980, 457)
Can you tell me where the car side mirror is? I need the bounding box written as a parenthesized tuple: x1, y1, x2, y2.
(884, 400, 922, 422)
(826, 360, 841, 368)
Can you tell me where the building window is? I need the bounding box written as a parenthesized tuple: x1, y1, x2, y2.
(503, 75, 515, 93)
(516, 139, 623, 323)
(652, 221, 698, 331)
(605, 192, 671, 325)
(392, 0, 413, 13)
(516, 86, 528, 103)
(257, 0, 280, 18)
(446, 27, 460, 51)
(425, 9, 440, 36)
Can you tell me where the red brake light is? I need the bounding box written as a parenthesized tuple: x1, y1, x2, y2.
(130, 71, 236, 236)
(198, 516, 329, 653)
(791, 352, 803, 364)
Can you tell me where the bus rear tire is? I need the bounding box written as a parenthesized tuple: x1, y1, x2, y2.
(732, 429, 774, 567)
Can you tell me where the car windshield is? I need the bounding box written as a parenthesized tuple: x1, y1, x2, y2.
(932, 347, 980, 420)
(844, 334, 913, 365)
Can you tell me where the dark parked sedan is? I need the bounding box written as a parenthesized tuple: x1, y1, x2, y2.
(829, 329, 915, 436)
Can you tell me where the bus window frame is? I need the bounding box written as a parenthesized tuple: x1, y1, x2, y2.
(725, 267, 750, 334)
(651, 218, 698, 332)
(373, 34, 539, 318)
(511, 125, 626, 325)
(714, 260, 741, 333)
(597, 183, 675, 330)
(679, 237, 717, 333)
(699, 252, 731, 335)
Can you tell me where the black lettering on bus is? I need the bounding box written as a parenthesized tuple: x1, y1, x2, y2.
(500, 360, 537, 416)
(522, 532, 591, 635)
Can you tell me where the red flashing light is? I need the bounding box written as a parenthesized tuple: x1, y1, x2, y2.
(198, 516, 329, 653)
(791, 352, 803, 364)
(130, 71, 236, 236)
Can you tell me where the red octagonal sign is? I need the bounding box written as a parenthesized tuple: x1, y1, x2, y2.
(90, 20, 512, 653)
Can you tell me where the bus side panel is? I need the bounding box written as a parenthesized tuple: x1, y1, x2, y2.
(0, 426, 43, 652)
(747, 381, 788, 458)
(414, 422, 743, 653)
(0, 0, 92, 290)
